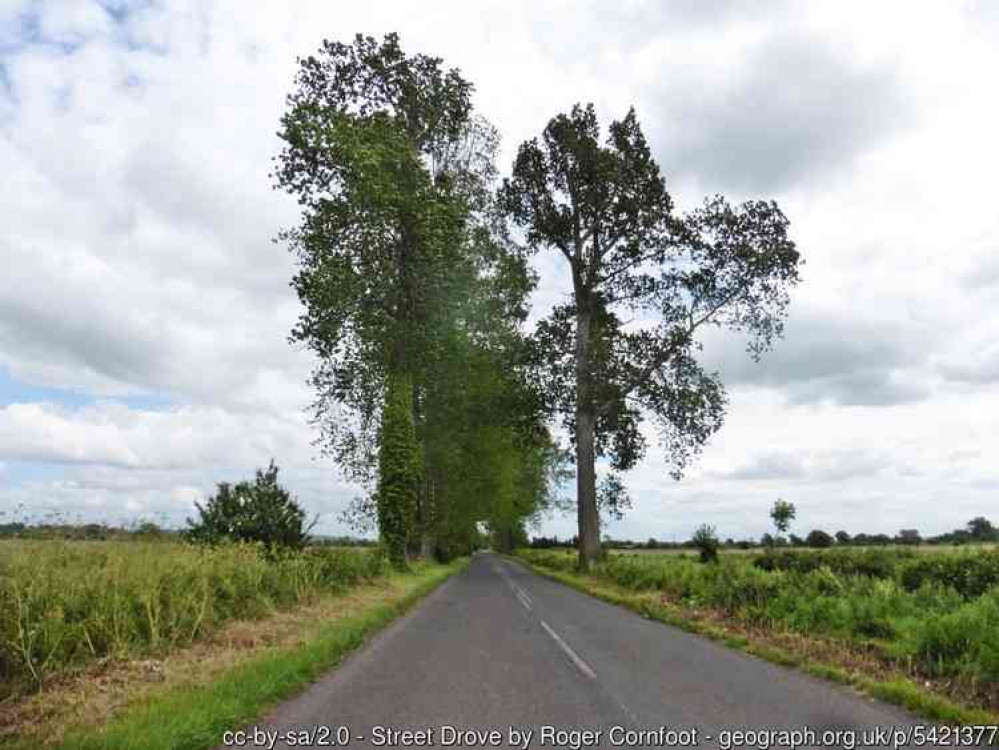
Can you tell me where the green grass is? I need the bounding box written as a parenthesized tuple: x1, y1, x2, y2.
(0, 540, 388, 696)
(515, 548, 999, 726)
(3, 560, 465, 750)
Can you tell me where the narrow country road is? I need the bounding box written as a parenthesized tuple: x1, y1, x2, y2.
(246, 552, 925, 750)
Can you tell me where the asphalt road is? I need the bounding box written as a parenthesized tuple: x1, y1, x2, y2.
(239, 552, 929, 750)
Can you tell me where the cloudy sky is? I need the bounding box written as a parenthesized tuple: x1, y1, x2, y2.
(1, 0, 996, 542)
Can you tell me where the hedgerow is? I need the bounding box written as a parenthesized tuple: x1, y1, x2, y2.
(898, 552, 999, 599)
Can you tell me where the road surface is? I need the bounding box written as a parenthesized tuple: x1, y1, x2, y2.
(237, 552, 928, 749)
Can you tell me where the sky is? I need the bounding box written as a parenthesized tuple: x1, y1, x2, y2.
(1, 0, 997, 542)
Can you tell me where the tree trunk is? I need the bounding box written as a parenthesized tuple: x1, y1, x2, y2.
(575, 408, 600, 568)
(574, 303, 601, 569)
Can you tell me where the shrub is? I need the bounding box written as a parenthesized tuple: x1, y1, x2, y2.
(754, 548, 913, 579)
(904, 591, 999, 680)
(692, 524, 720, 564)
(186, 461, 313, 551)
(805, 529, 834, 548)
(899, 551, 999, 599)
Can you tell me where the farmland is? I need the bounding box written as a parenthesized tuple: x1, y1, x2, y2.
(0, 539, 388, 698)
(516, 545, 999, 715)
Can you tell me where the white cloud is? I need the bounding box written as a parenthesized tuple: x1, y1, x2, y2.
(0, 400, 316, 469)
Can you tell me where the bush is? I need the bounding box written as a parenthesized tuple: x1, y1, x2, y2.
(754, 548, 914, 579)
(903, 590, 999, 680)
(899, 551, 999, 599)
(186, 461, 313, 551)
(806, 529, 834, 548)
(692, 524, 720, 564)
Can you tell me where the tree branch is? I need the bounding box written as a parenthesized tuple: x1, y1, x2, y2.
(599, 281, 748, 414)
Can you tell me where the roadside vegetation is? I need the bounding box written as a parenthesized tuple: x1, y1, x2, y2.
(0, 459, 392, 699)
(516, 542, 999, 720)
(1, 558, 463, 750)
(0, 539, 386, 698)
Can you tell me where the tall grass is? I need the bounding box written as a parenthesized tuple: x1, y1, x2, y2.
(0, 540, 386, 696)
(518, 547, 999, 686)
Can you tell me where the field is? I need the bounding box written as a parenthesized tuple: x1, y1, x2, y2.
(606, 544, 999, 556)
(0, 539, 387, 698)
(517, 545, 999, 713)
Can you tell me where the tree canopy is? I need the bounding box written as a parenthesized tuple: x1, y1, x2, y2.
(274, 33, 562, 563)
(770, 499, 797, 537)
(275, 38, 804, 568)
(501, 103, 802, 566)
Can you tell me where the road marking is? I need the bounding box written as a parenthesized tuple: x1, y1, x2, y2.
(540, 620, 597, 680)
(496, 562, 535, 610)
(618, 700, 639, 724)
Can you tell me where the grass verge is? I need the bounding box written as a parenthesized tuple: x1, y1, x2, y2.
(511, 554, 999, 728)
(2, 559, 466, 750)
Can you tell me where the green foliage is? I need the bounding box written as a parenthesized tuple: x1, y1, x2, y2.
(596, 473, 632, 523)
(185, 462, 313, 551)
(770, 498, 796, 537)
(275, 33, 487, 486)
(692, 524, 720, 564)
(377, 373, 421, 568)
(754, 547, 913, 578)
(501, 102, 802, 564)
(967, 516, 999, 542)
(897, 529, 922, 545)
(805, 529, 834, 548)
(275, 33, 556, 559)
(0, 540, 385, 696)
(903, 591, 999, 680)
(899, 551, 999, 599)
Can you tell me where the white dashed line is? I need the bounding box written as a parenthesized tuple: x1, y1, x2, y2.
(497, 563, 535, 610)
(540, 620, 597, 680)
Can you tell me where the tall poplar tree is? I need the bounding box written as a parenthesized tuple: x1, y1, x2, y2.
(275, 34, 560, 558)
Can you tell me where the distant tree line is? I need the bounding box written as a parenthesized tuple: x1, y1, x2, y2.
(529, 516, 998, 551)
(0, 519, 380, 547)
(0, 520, 178, 542)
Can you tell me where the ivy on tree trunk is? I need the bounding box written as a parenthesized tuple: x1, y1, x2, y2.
(377, 372, 421, 568)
